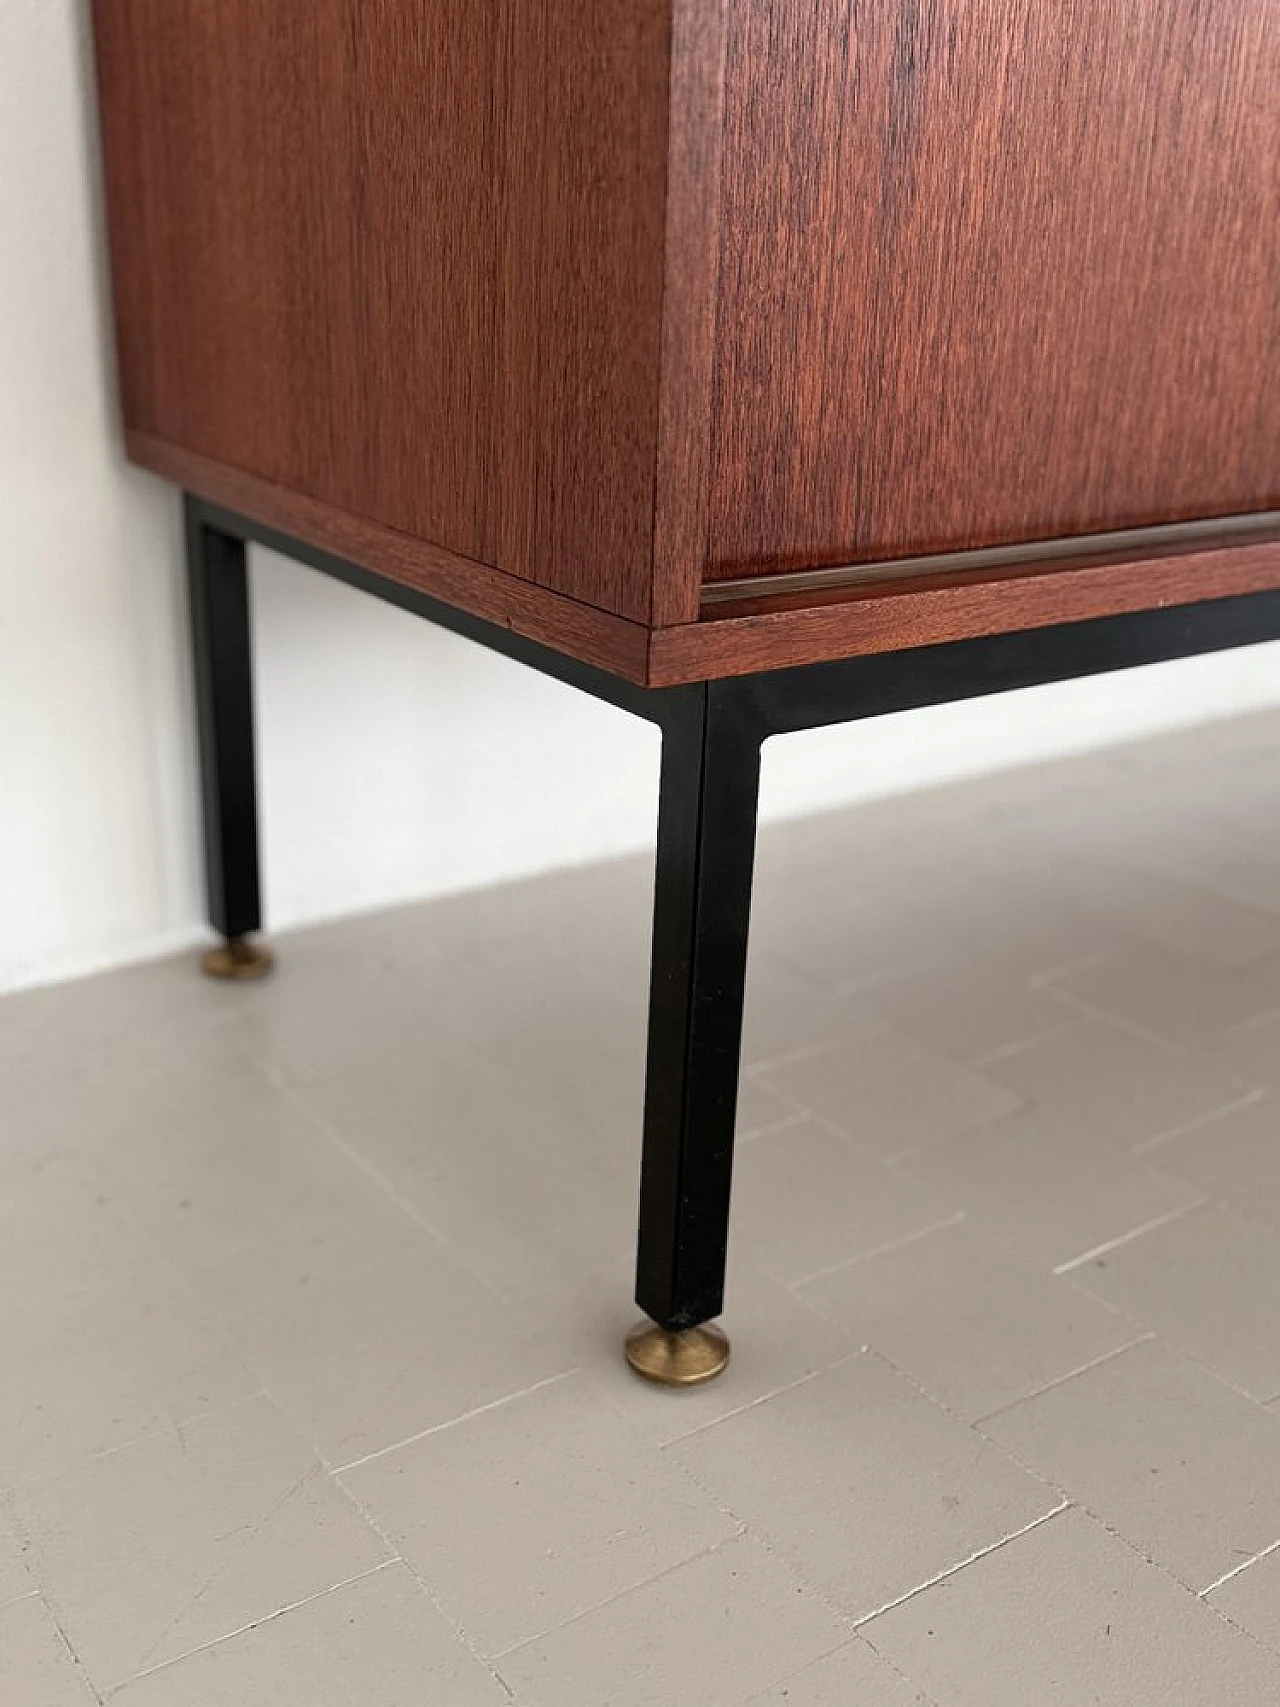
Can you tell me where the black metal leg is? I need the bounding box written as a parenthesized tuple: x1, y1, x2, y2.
(184, 497, 273, 978)
(629, 681, 763, 1380)
(169, 502, 1280, 1383)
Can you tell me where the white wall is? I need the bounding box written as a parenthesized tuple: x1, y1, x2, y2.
(3, 0, 1278, 996)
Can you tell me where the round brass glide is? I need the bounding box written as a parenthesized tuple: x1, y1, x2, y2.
(624, 1321, 731, 1387)
(201, 937, 276, 982)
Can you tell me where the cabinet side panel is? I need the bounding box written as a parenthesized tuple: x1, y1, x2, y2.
(495, 2, 671, 614)
(707, 0, 1280, 581)
(650, 0, 730, 626)
(90, 1, 670, 620)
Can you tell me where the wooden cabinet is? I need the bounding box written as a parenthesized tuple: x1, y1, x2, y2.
(91, 1, 1280, 685)
(88, 4, 1280, 1373)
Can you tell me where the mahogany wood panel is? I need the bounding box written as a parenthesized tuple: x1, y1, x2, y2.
(91, 0, 671, 621)
(707, 1, 1280, 582)
(652, 536, 1280, 684)
(131, 432, 652, 683)
(132, 425, 1280, 687)
(650, 0, 730, 627)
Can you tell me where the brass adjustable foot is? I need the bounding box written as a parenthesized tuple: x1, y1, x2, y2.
(624, 1321, 731, 1387)
(201, 936, 275, 982)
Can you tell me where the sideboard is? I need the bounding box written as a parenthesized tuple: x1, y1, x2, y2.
(89, 2, 1279, 1384)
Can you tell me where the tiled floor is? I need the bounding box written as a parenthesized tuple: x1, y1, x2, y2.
(4, 709, 1280, 1704)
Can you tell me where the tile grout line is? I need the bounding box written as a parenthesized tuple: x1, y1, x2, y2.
(102, 1559, 401, 1696)
(664, 1343, 1082, 1642)
(488, 1526, 759, 1664)
(330, 1369, 580, 1476)
(1201, 1536, 1280, 1598)
(0, 1390, 271, 1499)
(884, 1109, 1034, 1167)
(327, 1478, 517, 1701)
(845, 1634, 949, 1707)
(737, 1108, 812, 1146)
(657, 1354, 863, 1450)
(42, 1590, 108, 1706)
(959, 1429, 1280, 1646)
(264, 1067, 544, 1316)
(1052, 1203, 1209, 1274)
(784, 1211, 968, 1291)
(858, 1346, 1071, 1503)
(966, 1015, 1085, 1071)
(971, 1334, 1156, 1425)
(1130, 1087, 1267, 1154)
(1026, 948, 1120, 989)
(1024, 981, 1199, 1053)
(852, 1501, 1072, 1629)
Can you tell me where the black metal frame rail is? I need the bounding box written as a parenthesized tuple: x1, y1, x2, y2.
(186, 494, 1280, 1336)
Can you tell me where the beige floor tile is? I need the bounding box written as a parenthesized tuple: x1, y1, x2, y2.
(732, 1118, 958, 1285)
(0, 950, 251, 1089)
(864, 1507, 1280, 1706)
(1072, 1203, 1280, 1402)
(0, 1594, 96, 1705)
(396, 1148, 639, 1315)
(294, 1031, 638, 1195)
(746, 1638, 931, 1705)
(1147, 1095, 1280, 1229)
(469, 985, 647, 1118)
(1157, 831, 1280, 923)
(95, 1077, 425, 1321)
(755, 1018, 945, 1098)
(0, 1244, 257, 1486)
(760, 1045, 1022, 1162)
(5, 711, 1280, 1704)
(1208, 1545, 1280, 1652)
(513, 854, 654, 993)
(0, 1144, 150, 1306)
(800, 1221, 1136, 1422)
(0, 1521, 33, 1609)
(741, 958, 878, 1069)
(748, 870, 960, 994)
(12, 1393, 390, 1690)
(864, 958, 1073, 1063)
(342, 1370, 736, 1657)
(736, 1074, 807, 1140)
(1049, 943, 1280, 1048)
(230, 935, 618, 1088)
(225, 1245, 573, 1468)
(1133, 873, 1280, 968)
(672, 1354, 1055, 1619)
(1202, 1013, 1280, 1093)
(1, 1014, 264, 1171)
(984, 1020, 1250, 1149)
(1055, 857, 1280, 967)
(498, 1533, 850, 1707)
(983, 1339, 1280, 1591)
(561, 1255, 851, 1448)
(895, 1106, 1205, 1271)
(376, 1073, 641, 1312)
(946, 889, 1132, 984)
(111, 1563, 508, 1706)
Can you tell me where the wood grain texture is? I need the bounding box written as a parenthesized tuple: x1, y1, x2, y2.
(130, 433, 651, 683)
(131, 430, 1280, 687)
(93, 0, 1280, 680)
(650, 0, 730, 626)
(651, 536, 1280, 684)
(91, 0, 672, 621)
(707, 0, 1280, 582)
